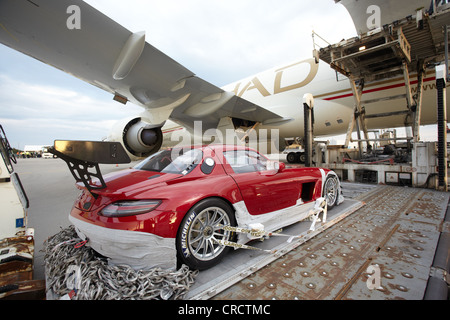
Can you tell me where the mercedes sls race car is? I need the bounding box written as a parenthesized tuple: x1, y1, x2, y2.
(67, 144, 343, 271)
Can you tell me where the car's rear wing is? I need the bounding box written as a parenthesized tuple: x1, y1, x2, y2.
(49, 140, 131, 198)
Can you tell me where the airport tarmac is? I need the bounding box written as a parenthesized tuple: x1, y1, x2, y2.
(14, 157, 139, 280)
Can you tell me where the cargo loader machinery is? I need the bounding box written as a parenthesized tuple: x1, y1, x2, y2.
(315, 0, 450, 190)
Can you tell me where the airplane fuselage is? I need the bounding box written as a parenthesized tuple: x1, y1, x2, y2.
(161, 57, 448, 147)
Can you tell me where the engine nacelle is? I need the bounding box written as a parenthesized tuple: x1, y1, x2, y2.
(108, 117, 163, 159)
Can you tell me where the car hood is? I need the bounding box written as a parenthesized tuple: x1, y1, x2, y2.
(78, 169, 183, 197)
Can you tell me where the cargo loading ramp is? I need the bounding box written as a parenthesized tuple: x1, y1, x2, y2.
(209, 183, 450, 300)
(186, 199, 364, 299)
(317, 2, 450, 145)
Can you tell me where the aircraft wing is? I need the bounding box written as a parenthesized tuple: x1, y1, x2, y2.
(336, 0, 429, 35)
(0, 0, 284, 131)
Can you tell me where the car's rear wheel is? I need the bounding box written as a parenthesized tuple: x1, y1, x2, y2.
(176, 198, 236, 270)
(323, 175, 339, 209)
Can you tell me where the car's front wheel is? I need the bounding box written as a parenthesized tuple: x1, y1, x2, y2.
(176, 198, 236, 270)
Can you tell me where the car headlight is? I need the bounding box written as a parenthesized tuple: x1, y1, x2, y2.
(99, 200, 161, 217)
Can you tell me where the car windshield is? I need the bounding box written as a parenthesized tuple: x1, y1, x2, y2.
(134, 148, 203, 175)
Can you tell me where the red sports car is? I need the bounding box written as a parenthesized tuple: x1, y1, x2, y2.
(68, 144, 342, 271)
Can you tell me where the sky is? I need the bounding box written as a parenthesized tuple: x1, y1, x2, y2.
(0, 0, 438, 150)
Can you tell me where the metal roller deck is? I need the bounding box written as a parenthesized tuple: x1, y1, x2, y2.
(187, 183, 449, 300)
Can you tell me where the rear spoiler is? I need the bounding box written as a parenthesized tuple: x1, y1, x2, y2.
(49, 140, 131, 198)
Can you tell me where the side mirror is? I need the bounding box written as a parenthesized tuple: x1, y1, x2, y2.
(278, 162, 286, 172)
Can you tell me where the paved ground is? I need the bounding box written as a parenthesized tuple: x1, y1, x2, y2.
(13, 157, 137, 280)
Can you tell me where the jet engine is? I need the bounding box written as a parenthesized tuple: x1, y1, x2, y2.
(108, 117, 163, 159)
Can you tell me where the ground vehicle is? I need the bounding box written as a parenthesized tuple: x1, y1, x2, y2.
(67, 144, 342, 271)
(0, 125, 45, 299)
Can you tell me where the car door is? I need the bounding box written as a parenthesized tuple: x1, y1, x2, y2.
(223, 150, 301, 215)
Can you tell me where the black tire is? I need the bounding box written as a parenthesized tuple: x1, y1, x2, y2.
(323, 175, 339, 209)
(286, 152, 297, 163)
(298, 152, 306, 164)
(176, 198, 236, 270)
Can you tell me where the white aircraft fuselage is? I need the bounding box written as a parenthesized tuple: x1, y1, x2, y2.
(161, 57, 447, 147)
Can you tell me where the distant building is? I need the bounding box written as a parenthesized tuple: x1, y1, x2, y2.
(23, 145, 45, 153)
(22, 145, 51, 158)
